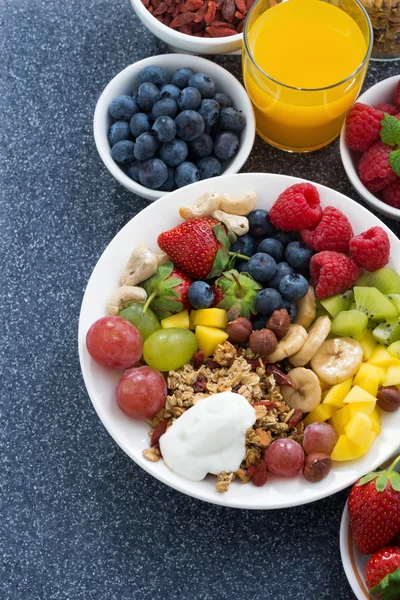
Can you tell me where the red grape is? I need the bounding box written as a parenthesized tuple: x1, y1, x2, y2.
(116, 366, 167, 418)
(86, 316, 142, 370)
(302, 422, 338, 456)
(264, 438, 305, 477)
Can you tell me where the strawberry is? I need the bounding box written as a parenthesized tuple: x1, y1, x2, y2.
(214, 269, 261, 320)
(348, 455, 400, 555)
(365, 546, 400, 599)
(142, 262, 192, 320)
(157, 218, 231, 280)
(211, 283, 224, 307)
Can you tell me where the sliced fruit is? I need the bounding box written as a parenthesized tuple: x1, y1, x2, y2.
(323, 378, 352, 408)
(294, 285, 317, 329)
(189, 310, 197, 330)
(343, 385, 377, 404)
(310, 337, 363, 386)
(388, 339, 400, 359)
(354, 286, 398, 321)
(319, 379, 331, 392)
(347, 401, 376, 416)
(344, 412, 372, 448)
(161, 310, 189, 329)
(289, 316, 331, 367)
(265, 324, 308, 363)
(353, 363, 385, 385)
(358, 329, 377, 361)
(356, 267, 400, 294)
(383, 365, 400, 386)
(280, 367, 321, 412)
(367, 346, 400, 368)
(362, 431, 377, 451)
(369, 407, 381, 434)
(330, 309, 368, 341)
(193, 308, 227, 329)
(330, 434, 366, 461)
(195, 325, 229, 357)
(329, 406, 352, 432)
(387, 293, 400, 312)
(356, 377, 379, 397)
(303, 403, 336, 426)
(372, 318, 400, 346)
(320, 290, 354, 317)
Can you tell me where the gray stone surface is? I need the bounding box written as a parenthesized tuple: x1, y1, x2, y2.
(1, 1, 399, 598)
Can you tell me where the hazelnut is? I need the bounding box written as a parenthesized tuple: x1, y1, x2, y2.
(249, 329, 277, 356)
(303, 453, 332, 483)
(377, 386, 400, 412)
(266, 309, 291, 339)
(226, 317, 253, 344)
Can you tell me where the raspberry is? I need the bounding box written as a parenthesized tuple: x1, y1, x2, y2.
(396, 81, 400, 110)
(300, 206, 353, 253)
(358, 141, 398, 192)
(310, 251, 360, 298)
(382, 178, 400, 208)
(269, 183, 322, 232)
(345, 102, 384, 152)
(349, 227, 390, 271)
(375, 103, 398, 116)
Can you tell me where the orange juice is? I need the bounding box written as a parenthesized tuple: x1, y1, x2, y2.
(243, 0, 371, 152)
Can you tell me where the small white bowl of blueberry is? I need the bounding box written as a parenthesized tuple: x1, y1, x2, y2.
(93, 54, 255, 201)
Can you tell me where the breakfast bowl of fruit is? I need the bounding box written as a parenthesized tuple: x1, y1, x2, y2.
(93, 54, 255, 201)
(340, 76, 400, 221)
(78, 172, 400, 509)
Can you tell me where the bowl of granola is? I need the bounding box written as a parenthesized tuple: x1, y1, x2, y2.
(78, 173, 400, 509)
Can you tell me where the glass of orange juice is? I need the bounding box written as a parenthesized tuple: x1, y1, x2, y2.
(243, 0, 373, 152)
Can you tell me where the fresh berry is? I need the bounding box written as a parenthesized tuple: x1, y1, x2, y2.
(197, 156, 221, 180)
(348, 455, 400, 555)
(267, 262, 296, 290)
(138, 158, 168, 189)
(174, 161, 200, 188)
(383, 179, 400, 208)
(349, 226, 390, 271)
(300, 206, 354, 253)
(188, 133, 213, 159)
(188, 281, 214, 309)
(152, 116, 177, 143)
(137, 82, 161, 111)
(219, 107, 246, 132)
(142, 263, 192, 319)
(188, 72, 216, 98)
(130, 113, 152, 138)
(177, 87, 202, 111)
(257, 238, 284, 263)
(281, 298, 297, 321)
(248, 252, 277, 282)
(364, 546, 400, 598)
(160, 83, 181, 101)
(279, 273, 309, 300)
(134, 132, 159, 161)
(172, 67, 194, 90)
(198, 99, 220, 129)
(396, 80, 400, 110)
(236, 260, 250, 274)
(248, 209, 275, 238)
(252, 314, 268, 330)
(213, 93, 232, 109)
(345, 102, 384, 152)
(152, 98, 178, 119)
(375, 103, 399, 116)
(159, 139, 188, 167)
(214, 269, 262, 319)
(157, 218, 230, 279)
(138, 65, 167, 88)
(109, 120, 132, 146)
(127, 161, 141, 183)
(86, 316, 143, 370)
(213, 132, 239, 160)
(359, 141, 398, 192)
(109, 95, 139, 121)
(111, 140, 136, 164)
(255, 288, 283, 315)
(211, 284, 224, 307)
(310, 251, 359, 298)
(230, 233, 257, 257)
(269, 183, 322, 231)
(175, 110, 205, 142)
(272, 231, 298, 247)
(284, 241, 313, 269)
(159, 167, 176, 192)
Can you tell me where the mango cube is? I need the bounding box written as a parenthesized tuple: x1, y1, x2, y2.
(189, 310, 197, 331)
(195, 325, 228, 357)
(329, 406, 352, 432)
(369, 408, 381, 434)
(367, 347, 400, 369)
(362, 431, 377, 451)
(323, 378, 352, 408)
(347, 401, 376, 416)
(303, 404, 336, 426)
(161, 310, 189, 330)
(194, 308, 227, 329)
(353, 363, 385, 385)
(330, 435, 366, 461)
(359, 329, 378, 361)
(356, 377, 379, 398)
(344, 412, 372, 448)
(383, 365, 400, 387)
(343, 385, 376, 405)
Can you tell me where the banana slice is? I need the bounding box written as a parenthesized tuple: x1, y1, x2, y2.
(294, 286, 316, 330)
(266, 324, 308, 363)
(280, 367, 322, 413)
(289, 316, 331, 367)
(310, 337, 363, 386)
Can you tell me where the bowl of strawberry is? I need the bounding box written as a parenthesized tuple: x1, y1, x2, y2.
(340, 75, 400, 221)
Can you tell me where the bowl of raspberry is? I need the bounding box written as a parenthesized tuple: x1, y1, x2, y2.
(340, 75, 400, 221)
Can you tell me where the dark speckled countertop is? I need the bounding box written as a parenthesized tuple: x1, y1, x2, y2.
(1, 1, 399, 598)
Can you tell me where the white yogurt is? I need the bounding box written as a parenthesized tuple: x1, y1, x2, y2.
(159, 392, 256, 481)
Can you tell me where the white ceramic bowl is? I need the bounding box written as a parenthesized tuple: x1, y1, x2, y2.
(93, 54, 255, 202)
(340, 75, 400, 221)
(78, 172, 400, 509)
(130, 0, 242, 55)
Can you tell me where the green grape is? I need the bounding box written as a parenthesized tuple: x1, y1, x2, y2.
(143, 328, 198, 372)
(119, 302, 160, 341)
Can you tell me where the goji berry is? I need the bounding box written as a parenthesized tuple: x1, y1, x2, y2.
(150, 419, 168, 447)
(252, 462, 268, 487)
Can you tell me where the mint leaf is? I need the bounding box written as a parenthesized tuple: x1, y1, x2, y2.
(390, 148, 400, 176)
(380, 113, 400, 146)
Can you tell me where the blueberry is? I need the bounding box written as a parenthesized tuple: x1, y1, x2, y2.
(159, 139, 188, 167)
(267, 262, 295, 290)
(285, 241, 314, 270)
(257, 238, 284, 263)
(159, 167, 176, 192)
(248, 253, 277, 282)
(188, 133, 213, 159)
(152, 98, 178, 119)
(129, 113, 151, 138)
(111, 140, 136, 164)
(138, 158, 168, 190)
(127, 161, 141, 183)
(230, 233, 256, 257)
(248, 209, 275, 238)
(138, 65, 167, 88)
(109, 95, 139, 121)
(197, 156, 221, 180)
(213, 93, 232, 110)
(174, 161, 200, 188)
(281, 298, 297, 322)
(255, 289, 283, 315)
(279, 274, 309, 300)
(219, 107, 246, 132)
(160, 84, 181, 101)
(177, 87, 202, 111)
(109, 121, 132, 146)
(252, 314, 268, 330)
(172, 67, 194, 90)
(198, 99, 220, 128)
(188, 281, 214, 309)
(273, 231, 299, 247)
(152, 116, 176, 143)
(214, 132, 239, 161)
(188, 73, 216, 98)
(137, 82, 161, 111)
(134, 132, 159, 161)
(237, 260, 250, 274)
(175, 110, 205, 142)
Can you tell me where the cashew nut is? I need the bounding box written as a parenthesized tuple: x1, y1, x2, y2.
(219, 191, 257, 216)
(179, 191, 221, 220)
(120, 244, 158, 286)
(211, 210, 249, 236)
(108, 286, 147, 316)
(155, 252, 170, 266)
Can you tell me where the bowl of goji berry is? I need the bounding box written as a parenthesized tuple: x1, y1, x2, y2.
(340, 75, 400, 221)
(131, 0, 252, 55)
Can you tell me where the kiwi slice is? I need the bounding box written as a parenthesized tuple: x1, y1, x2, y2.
(372, 317, 400, 346)
(387, 293, 400, 313)
(354, 287, 398, 321)
(330, 309, 368, 341)
(357, 267, 400, 294)
(320, 290, 354, 317)
(388, 340, 400, 358)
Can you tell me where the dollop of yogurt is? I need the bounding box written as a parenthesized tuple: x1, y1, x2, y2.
(159, 391, 256, 481)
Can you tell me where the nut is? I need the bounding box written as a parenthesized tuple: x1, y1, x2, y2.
(377, 385, 400, 412)
(155, 252, 170, 266)
(226, 317, 253, 344)
(302, 453, 332, 482)
(249, 329, 278, 356)
(219, 191, 257, 216)
(120, 244, 158, 286)
(108, 286, 147, 315)
(266, 309, 291, 339)
(179, 191, 220, 220)
(211, 209, 249, 236)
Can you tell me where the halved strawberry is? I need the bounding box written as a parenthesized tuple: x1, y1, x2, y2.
(142, 262, 192, 320)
